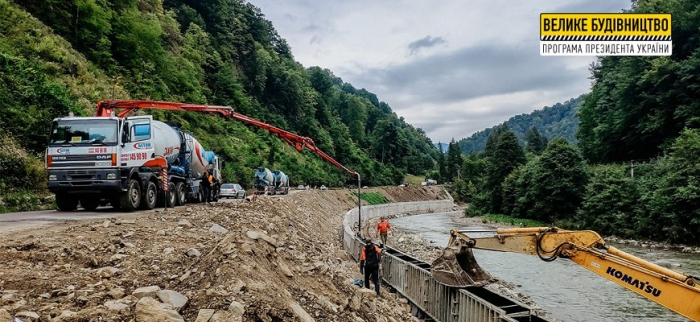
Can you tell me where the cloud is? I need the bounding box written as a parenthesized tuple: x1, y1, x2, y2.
(407, 36, 447, 55)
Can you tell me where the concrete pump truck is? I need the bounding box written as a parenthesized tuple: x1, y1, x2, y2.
(45, 100, 360, 212)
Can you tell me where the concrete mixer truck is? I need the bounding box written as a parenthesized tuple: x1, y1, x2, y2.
(271, 170, 290, 195)
(253, 167, 273, 195)
(46, 114, 221, 211)
(45, 99, 362, 211)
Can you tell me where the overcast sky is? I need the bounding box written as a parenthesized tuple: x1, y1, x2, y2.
(248, 0, 632, 143)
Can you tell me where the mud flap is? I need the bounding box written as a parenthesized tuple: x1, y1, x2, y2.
(431, 241, 492, 288)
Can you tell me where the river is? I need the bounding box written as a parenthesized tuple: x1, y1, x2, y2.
(390, 212, 700, 322)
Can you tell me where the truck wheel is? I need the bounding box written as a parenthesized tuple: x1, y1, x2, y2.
(80, 197, 100, 211)
(119, 179, 141, 212)
(56, 194, 78, 211)
(175, 182, 186, 206)
(167, 183, 176, 207)
(140, 181, 157, 210)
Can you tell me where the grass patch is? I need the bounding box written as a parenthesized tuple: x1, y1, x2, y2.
(481, 214, 546, 228)
(0, 190, 55, 213)
(352, 192, 389, 205)
(404, 174, 425, 186)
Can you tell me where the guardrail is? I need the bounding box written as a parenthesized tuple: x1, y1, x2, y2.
(341, 194, 553, 322)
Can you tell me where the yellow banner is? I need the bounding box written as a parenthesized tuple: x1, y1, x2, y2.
(540, 13, 671, 37)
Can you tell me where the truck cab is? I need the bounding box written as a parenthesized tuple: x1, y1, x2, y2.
(46, 115, 156, 211)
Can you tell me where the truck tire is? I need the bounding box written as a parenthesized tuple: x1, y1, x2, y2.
(166, 183, 176, 207)
(175, 182, 186, 206)
(56, 193, 78, 211)
(140, 181, 157, 210)
(80, 197, 100, 211)
(119, 179, 141, 212)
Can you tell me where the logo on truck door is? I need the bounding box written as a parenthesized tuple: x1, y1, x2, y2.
(133, 142, 153, 149)
(56, 148, 71, 154)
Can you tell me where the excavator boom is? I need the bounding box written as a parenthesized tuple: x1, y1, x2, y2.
(431, 227, 700, 321)
(95, 100, 359, 178)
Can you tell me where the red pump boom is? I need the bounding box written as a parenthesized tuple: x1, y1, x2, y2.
(95, 100, 359, 178)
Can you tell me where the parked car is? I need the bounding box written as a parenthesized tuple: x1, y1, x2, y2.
(297, 185, 306, 190)
(220, 183, 246, 199)
(320, 185, 327, 190)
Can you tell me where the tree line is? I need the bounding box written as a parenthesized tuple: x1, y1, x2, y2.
(440, 0, 700, 245)
(0, 0, 440, 202)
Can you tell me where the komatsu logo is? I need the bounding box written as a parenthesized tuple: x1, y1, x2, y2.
(133, 142, 152, 149)
(606, 267, 662, 297)
(56, 148, 70, 154)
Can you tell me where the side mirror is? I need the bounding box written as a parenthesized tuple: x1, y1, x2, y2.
(121, 122, 130, 146)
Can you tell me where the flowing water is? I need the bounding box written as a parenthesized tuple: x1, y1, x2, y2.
(390, 212, 700, 322)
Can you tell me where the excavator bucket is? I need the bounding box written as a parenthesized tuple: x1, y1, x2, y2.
(431, 239, 492, 287)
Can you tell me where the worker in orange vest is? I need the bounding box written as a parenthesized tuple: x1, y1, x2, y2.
(360, 238, 382, 297)
(375, 216, 395, 248)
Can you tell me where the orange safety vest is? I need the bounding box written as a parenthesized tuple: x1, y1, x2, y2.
(208, 175, 213, 184)
(377, 221, 391, 233)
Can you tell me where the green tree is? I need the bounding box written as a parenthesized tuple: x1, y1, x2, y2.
(640, 129, 700, 244)
(529, 138, 588, 222)
(577, 164, 639, 237)
(482, 127, 525, 214)
(446, 138, 463, 182)
(525, 126, 547, 155)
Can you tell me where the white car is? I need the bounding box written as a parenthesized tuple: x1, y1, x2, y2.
(320, 185, 327, 190)
(220, 183, 246, 199)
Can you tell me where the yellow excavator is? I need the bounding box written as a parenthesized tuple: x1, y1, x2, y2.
(431, 227, 700, 321)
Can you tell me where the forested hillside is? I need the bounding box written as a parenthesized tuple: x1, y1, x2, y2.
(0, 0, 439, 211)
(445, 0, 700, 245)
(456, 95, 583, 154)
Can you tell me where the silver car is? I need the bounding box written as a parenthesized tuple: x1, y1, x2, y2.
(220, 183, 246, 199)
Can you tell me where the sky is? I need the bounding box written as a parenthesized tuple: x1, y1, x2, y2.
(247, 0, 632, 144)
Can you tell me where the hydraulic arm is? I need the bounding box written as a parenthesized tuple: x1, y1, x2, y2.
(431, 227, 700, 321)
(95, 100, 360, 180)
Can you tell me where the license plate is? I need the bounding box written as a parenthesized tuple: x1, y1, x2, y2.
(95, 161, 111, 167)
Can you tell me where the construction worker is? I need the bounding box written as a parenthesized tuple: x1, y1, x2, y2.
(375, 216, 395, 248)
(201, 170, 211, 204)
(360, 238, 382, 297)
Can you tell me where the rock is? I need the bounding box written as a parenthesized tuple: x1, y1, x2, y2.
(157, 290, 188, 312)
(398, 298, 408, 304)
(164, 247, 175, 255)
(194, 309, 215, 322)
(278, 259, 294, 277)
(110, 254, 128, 261)
(135, 297, 184, 322)
(289, 302, 315, 322)
(55, 310, 77, 321)
(116, 219, 136, 225)
(106, 301, 130, 313)
(39, 293, 50, 299)
(132, 285, 161, 299)
(157, 230, 166, 236)
(97, 266, 120, 278)
(228, 300, 245, 316)
(102, 220, 111, 228)
(209, 224, 229, 234)
(356, 288, 377, 299)
(108, 287, 125, 299)
(15, 311, 40, 322)
(178, 219, 193, 228)
(210, 311, 237, 322)
(186, 248, 201, 257)
(246, 231, 259, 240)
(0, 309, 12, 322)
(334, 250, 349, 261)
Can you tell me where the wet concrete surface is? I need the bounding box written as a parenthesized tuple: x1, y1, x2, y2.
(391, 212, 699, 322)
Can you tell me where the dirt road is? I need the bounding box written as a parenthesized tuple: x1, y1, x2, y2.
(0, 186, 447, 322)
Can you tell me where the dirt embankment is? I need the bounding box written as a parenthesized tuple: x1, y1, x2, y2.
(0, 186, 445, 322)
